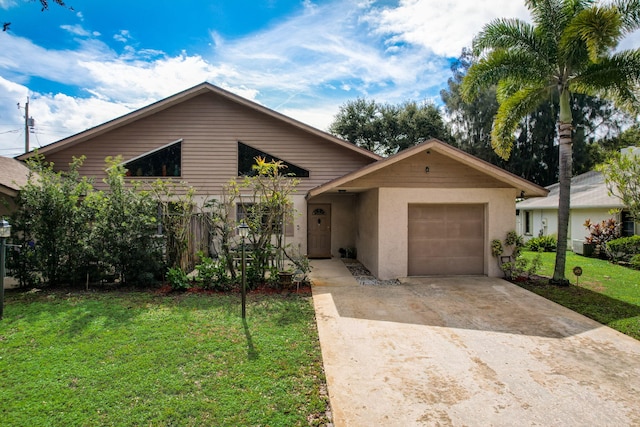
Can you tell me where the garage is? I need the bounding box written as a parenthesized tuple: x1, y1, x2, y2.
(408, 204, 485, 275)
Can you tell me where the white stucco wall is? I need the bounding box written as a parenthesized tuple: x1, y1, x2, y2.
(518, 207, 619, 249)
(375, 187, 518, 280)
(518, 209, 558, 241)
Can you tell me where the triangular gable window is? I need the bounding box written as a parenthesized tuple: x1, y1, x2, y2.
(238, 142, 309, 177)
(125, 140, 182, 177)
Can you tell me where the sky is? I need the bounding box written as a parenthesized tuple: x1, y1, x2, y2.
(0, 0, 638, 158)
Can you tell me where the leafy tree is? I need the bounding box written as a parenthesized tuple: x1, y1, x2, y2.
(11, 154, 94, 286)
(329, 99, 383, 153)
(441, 48, 501, 163)
(461, 0, 640, 284)
(443, 48, 630, 187)
(598, 148, 640, 221)
(149, 180, 199, 272)
(89, 157, 162, 286)
(589, 122, 640, 164)
(329, 99, 450, 156)
(205, 183, 240, 282)
(234, 157, 300, 285)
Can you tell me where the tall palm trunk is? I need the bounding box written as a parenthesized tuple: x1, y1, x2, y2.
(552, 89, 572, 285)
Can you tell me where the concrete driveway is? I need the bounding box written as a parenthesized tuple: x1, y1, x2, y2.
(310, 259, 640, 427)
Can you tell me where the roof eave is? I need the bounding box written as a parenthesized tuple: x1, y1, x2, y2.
(16, 82, 382, 163)
(308, 139, 549, 199)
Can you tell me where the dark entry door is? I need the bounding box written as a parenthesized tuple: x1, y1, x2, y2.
(308, 204, 331, 258)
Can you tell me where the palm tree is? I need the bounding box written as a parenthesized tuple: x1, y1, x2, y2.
(462, 0, 640, 284)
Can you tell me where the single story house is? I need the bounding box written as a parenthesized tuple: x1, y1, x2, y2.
(0, 157, 32, 217)
(17, 82, 547, 279)
(516, 170, 637, 252)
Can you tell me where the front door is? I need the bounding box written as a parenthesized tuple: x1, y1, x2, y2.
(308, 204, 331, 258)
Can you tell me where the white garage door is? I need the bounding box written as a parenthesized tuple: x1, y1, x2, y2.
(408, 204, 485, 276)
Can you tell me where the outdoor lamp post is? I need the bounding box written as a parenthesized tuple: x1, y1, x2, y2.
(237, 221, 250, 319)
(0, 218, 11, 320)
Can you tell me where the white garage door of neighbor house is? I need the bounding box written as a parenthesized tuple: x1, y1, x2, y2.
(408, 204, 485, 276)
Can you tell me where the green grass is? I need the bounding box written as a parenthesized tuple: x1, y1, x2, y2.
(520, 251, 640, 340)
(0, 290, 329, 426)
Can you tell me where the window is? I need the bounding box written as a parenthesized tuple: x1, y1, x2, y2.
(237, 203, 294, 236)
(622, 210, 636, 237)
(125, 140, 182, 177)
(237, 142, 309, 178)
(524, 211, 532, 235)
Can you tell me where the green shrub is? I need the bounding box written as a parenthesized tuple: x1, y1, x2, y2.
(167, 267, 190, 290)
(608, 235, 640, 262)
(492, 231, 539, 279)
(527, 235, 557, 252)
(631, 254, 640, 270)
(194, 253, 233, 291)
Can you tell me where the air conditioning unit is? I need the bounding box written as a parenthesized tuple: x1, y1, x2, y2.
(573, 239, 584, 255)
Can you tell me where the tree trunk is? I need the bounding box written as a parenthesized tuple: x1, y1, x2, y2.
(552, 120, 572, 285)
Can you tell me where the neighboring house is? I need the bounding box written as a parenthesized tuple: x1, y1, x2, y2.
(0, 157, 32, 217)
(17, 82, 547, 279)
(516, 170, 637, 250)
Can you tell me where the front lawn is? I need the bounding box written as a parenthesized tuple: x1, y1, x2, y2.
(0, 290, 329, 426)
(519, 251, 640, 340)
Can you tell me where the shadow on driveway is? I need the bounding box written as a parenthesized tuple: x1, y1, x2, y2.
(311, 262, 640, 426)
(313, 276, 603, 338)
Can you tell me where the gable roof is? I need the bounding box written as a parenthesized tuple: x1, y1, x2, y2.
(0, 157, 32, 197)
(307, 139, 549, 198)
(517, 170, 623, 210)
(16, 82, 381, 163)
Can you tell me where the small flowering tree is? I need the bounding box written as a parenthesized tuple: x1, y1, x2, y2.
(584, 218, 620, 259)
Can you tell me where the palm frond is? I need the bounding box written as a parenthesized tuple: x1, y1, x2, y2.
(572, 49, 640, 88)
(473, 18, 541, 55)
(527, 0, 591, 37)
(462, 50, 552, 102)
(612, 0, 640, 32)
(572, 49, 640, 112)
(562, 6, 623, 62)
(492, 87, 549, 159)
(496, 78, 552, 103)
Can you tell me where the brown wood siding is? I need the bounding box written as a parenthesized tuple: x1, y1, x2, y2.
(43, 93, 375, 194)
(344, 151, 510, 189)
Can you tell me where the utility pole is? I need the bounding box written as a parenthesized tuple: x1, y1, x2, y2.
(19, 97, 34, 153)
(24, 97, 29, 153)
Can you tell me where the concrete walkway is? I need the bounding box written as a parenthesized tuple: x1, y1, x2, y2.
(310, 258, 640, 427)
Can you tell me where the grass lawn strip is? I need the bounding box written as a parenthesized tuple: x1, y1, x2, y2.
(520, 251, 640, 340)
(0, 291, 329, 426)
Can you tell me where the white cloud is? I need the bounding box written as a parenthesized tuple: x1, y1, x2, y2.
(60, 24, 92, 37)
(0, 0, 17, 10)
(208, 0, 448, 102)
(363, 0, 531, 57)
(8, 0, 624, 157)
(113, 30, 132, 43)
(0, 34, 114, 86)
(0, 0, 463, 154)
